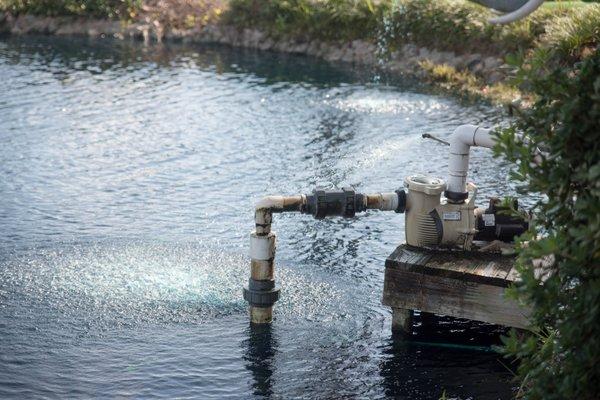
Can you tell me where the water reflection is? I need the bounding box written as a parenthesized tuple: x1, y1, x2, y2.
(379, 312, 514, 399)
(0, 35, 380, 87)
(243, 324, 278, 398)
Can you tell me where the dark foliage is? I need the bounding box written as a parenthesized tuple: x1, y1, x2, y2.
(496, 48, 600, 399)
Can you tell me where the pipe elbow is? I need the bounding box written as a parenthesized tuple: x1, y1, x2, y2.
(446, 125, 495, 196)
(449, 124, 479, 154)
(449, 124, 495, 153)
(255, 196, 285, 212)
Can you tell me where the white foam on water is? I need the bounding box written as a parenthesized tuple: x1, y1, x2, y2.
(331, 91, 450, 116)
(0, 241, 342, 329)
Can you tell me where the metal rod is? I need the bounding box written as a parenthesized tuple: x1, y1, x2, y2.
(422, 133, 450, 146)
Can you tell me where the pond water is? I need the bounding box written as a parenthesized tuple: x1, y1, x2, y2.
(0, 36, 520, 399)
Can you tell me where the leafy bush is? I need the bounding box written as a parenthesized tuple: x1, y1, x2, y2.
(224, 0, 586, 56)
(496, 45, 600, 400)
(387, 0, 580, 55)
(0, 0, 141, 18)
(141, 0, 225, 30)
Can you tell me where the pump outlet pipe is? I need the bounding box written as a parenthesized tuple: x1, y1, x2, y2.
(445, 124, 496, 202)
(244, 187, 406, 324)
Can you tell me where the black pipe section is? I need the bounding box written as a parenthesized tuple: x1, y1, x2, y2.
(304, 187, 366, 219)
(395, 189, 407, 213)
(302, 187, 407, 219)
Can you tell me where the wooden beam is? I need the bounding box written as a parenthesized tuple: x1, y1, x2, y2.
(391, 308, 413, 334)
(383, 245, 531, 329)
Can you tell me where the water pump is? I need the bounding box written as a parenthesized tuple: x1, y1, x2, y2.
(244, 124, 529, 323)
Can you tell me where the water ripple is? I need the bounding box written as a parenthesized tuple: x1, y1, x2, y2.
(0, 36, 517, 399)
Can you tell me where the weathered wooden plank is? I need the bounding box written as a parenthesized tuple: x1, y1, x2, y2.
(382, 267, 531, 329)
(470, 260, 511, 282)
(386, 245, 514, 287)
(385, 245, 431, 269)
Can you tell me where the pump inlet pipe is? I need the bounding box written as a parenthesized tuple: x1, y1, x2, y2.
(244, 188, 406, 324)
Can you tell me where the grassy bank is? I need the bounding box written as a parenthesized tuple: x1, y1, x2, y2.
(225, 0, 574, 55)
(1, 1, 598, 102)
(223, 0, 599, 104)
(2, 1, 596, 55)
(2, 1, 598, 57)
(5, 0, 597, 105)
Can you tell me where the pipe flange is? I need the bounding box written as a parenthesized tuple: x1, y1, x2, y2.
(444, 190, 469, 202)
(248, 278, 275, 291)
(394, 189, 406, 213)
(343, 186, 356, 218)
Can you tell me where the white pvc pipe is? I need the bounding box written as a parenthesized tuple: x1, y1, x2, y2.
(447, 124, 496, 195)
(255, 196, 285, 211)
(249, 232, 276, 260)
(488, 0, 545, 24)
(254, 195, 305, 232)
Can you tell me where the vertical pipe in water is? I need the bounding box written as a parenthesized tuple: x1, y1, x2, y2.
(246, 208, 279, 324)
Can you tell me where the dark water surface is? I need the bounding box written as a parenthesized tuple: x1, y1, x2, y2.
(1, 36, 519, 399)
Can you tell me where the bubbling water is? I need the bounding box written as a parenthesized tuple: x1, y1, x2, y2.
(1, 241, 343, 330)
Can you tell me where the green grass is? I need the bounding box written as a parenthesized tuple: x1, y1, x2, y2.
(386, 0, 561, 55)
(224, 0, 385, 42)
(419, 60, 523, 104)
(223, 0, 594, 56)
(539, 5, 600, 60)
(543, 0, 593, 9)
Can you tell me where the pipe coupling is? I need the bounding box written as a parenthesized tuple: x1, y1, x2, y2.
(243, 278, 280, 308)
(394, 189, 407, 213)
(304, 187, 366, 219)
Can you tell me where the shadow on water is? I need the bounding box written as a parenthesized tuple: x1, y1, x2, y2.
(379, 335, 514, 399)
(412, 312, 509, 348)
(379, 313, 514, 399)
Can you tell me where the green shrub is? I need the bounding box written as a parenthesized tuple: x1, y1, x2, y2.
(224, 0, 581, 56)
(387, 0, 574, 55)
(224, 0, 387, 41)
(0, 0, 140, 18)
(496, 46, 600, 400)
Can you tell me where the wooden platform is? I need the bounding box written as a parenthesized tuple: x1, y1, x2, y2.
(382, 244, 530, 332)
